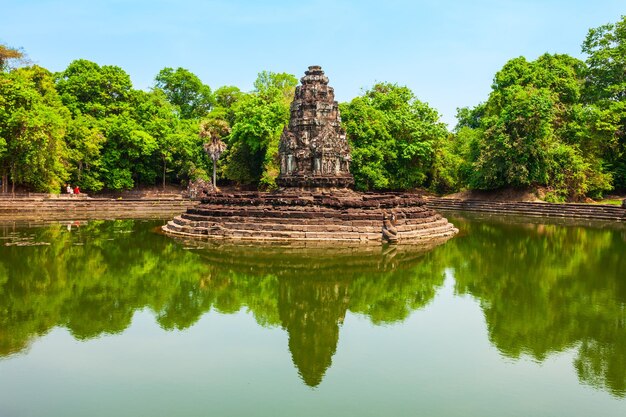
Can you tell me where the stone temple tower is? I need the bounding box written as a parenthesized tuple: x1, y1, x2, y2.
(277, 66, 354, 188)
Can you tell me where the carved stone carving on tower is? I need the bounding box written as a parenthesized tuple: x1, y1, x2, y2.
(277, 66, 354, 188)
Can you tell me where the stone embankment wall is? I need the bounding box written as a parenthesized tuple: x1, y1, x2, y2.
(0, 196, 198, 221)
(163, 192, 458, 244)
(425, 198, 626, 221)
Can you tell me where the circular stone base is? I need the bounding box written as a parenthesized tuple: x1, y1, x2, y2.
(162, 190, 458, 245)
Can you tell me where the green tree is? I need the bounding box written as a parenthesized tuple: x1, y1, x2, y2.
(154, 67, 213, 119)
(455, 54, 612, 200)
(54, 60, 149, 190)
(211, 85, 243, 125)
(341, 83, 448, 191)
(226, 72, 296, 189)
(64, 114, 105, 191)
(0, 65, 70, 193)
(214, 85, 243, 109)
(200, 118, 229, 188)
(131, 89, 182, 189)
(582, 15, 626, 189)
(54, 60, 207, 191)
(339, 96, 392, 189)
(99, 113, 157, 190)
(55, 59, 133, 118)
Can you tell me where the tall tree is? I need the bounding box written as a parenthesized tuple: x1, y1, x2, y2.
(64, 114, 105, 191)
(0, 44, 25, 192)
(226, 72, 296, 189)
(582, 15, 626, 189)
(200, 119, 229, 188)
(455, 54, 612, 200)
(0, 66, 70, 193)
(211, 85, 243, 124)
(131, 89, 189, 189)
(341, 83, 448, 191)
(55, 59, 133, 118)
(55, 60, 147, 190)
(154, 67, 213, 119)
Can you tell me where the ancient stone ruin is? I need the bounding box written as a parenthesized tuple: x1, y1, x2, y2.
(163, 66, 458, 245)
(277, 66, 353, 189)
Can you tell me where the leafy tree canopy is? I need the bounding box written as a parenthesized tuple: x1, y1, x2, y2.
(154, 67, 213, 119)
(341, 83, 448, 191)
(0, 65, 70, 192)
(455, 53, 612, 200)
(55, 59, 133, 118)
(582, 15, 626, 188)
(226, 72, 296, 189)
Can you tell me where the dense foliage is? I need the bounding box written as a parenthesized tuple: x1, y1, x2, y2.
(0, 65, 70, 193)
(454, 54, 613, 200)
(0, 54, 298, 193)
(225, 71, 296, 190)
(340, 83, 449, 191)
(582, 17, 626, 189)
(452, 16, 626, 200)
(1, 15, 626, 198)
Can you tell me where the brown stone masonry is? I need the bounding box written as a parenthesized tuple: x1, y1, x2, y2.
(163, 191, 458, 244)
(277, 66, 353, 189)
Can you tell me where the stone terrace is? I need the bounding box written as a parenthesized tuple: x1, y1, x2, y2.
(425, 197, 626, 222)
(0, 195, 197, 221)
(163, 191, 458, 244)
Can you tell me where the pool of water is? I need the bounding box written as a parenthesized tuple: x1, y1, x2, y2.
(0, 215, 624, 417)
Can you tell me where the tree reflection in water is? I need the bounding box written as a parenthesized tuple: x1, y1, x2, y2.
(0, 217, 624, 395)
(447, 214, 626, 398)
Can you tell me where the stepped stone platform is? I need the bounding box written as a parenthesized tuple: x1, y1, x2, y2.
(425, 198, 626, 222)
(162, 190, 458, 244)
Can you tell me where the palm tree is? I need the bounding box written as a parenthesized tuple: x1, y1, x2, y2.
(200, 119, 230, 189)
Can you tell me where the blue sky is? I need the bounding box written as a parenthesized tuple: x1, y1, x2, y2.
(1, 0, 624, 127)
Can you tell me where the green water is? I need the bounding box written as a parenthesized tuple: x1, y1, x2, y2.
(0, 215, 624, 417)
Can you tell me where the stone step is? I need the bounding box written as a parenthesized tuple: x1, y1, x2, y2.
(180, 213, 379, 226)
(0, 198, 191, 202)
(162, 193, 458, 244)
(188, 208, 436, 222)
(0, 202, 193, 208)
(403, 229, 459, 242)
(177, 219, 382, 234)
(399, 224, 458, 239)
(164, 222, 383, 241)
(428, 203, 624, 214)
(428, 204, 625, 219)
(395, 217, 448, 232)
(174, 213, 448, 233)
(166, 218, 456, 242)
(425, 198, 625, 221)
(428, 198, 623, 210)
(183, 215, 389, 228)
(0, 202, 192, 207)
